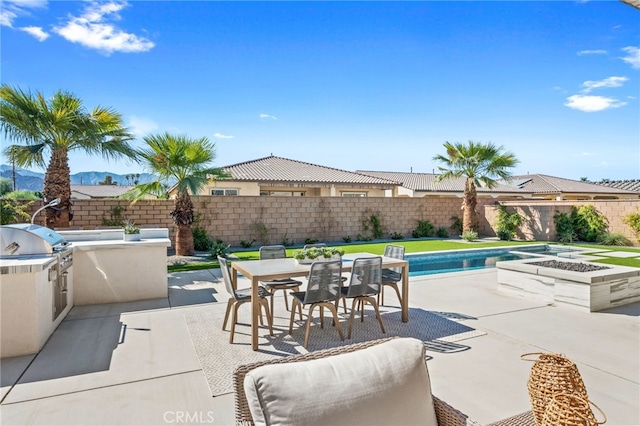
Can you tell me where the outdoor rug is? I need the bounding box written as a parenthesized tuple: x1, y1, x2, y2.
(184, 301, 486, 396)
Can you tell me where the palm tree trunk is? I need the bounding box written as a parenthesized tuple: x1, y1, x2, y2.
(171, 190, 195, 255)
(175, 224, 195, 256)
(462, 177, 478, 233)
(43, 148, 72, 229)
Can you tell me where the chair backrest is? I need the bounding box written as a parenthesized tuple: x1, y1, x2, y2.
(217, 256, 237, 299)
(347, 257, 383, 298)
(383, 244, 405, 274)
(303, 243, 327, 250)
(304, 259, 343, 304)
(259, 245, 287, 260)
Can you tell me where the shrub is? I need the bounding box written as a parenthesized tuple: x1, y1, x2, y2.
(209, 240, 230, 258)
(304, 237, 318, 245)
(623, 210, 640, 242)
(390, 232, 404, 240)
(192, 225, 213, 251)
(342, 235, 352, 243)
(0, 198, 33, 224)
(553, 211, 575, 243)
(412, 220, 434, 238)
(361, 210, 384, 239)
(461, 230, 478, 242)
(597, 232, 633, 246)
(572, 205, 608, 242)
(281, 233, 294, 247)
(435, 227, 449, 238)
(494, 204, 525, 241)
(239, 239, 255, 248)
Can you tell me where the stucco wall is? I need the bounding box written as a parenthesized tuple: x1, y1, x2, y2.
(22, 197, 640, 247)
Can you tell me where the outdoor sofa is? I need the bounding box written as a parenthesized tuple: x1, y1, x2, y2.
(233, 337, 535, 426)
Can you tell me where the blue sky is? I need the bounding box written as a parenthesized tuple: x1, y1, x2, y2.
(1, 0, 639, 181)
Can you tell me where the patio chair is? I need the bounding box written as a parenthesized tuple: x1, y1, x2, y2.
(218, 256, 274, 344)
(378, 244, 405, 306)
(304, 242, 349, 312)
(288, 259, 345, 348)
(258, 245, 303, 319)
(338, 256, 386, 339)
(303, 243, 327, 249)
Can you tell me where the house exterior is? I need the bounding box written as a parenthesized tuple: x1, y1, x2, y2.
(596, 179, 640, 195)
(506, 174, 639, 200)
(71, 185, 135, 199)
(198, 156, 400, 197)
(357, 171, 638, 200)
(356, 171, 531, 198)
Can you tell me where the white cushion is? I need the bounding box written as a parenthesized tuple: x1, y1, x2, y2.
(243, 338, 438, 426)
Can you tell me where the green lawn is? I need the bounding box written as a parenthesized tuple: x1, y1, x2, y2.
(167, 240, 640, 272)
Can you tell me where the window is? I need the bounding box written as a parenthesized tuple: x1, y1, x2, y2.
(211, 189, 238, 196)
(342, 192, 367, 197)
(260, 191, 306, 196)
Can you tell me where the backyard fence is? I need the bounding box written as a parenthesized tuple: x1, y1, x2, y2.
(21, 197, 640, 248)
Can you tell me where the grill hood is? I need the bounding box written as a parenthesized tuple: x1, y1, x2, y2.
(1, 224, 69, 256)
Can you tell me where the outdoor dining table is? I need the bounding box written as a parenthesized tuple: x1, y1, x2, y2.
(231, 252, 410, 350)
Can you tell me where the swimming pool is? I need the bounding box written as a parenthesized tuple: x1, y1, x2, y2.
(406, 245, 584, 276)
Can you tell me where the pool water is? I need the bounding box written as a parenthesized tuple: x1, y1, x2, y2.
(406, 245, 583, 277)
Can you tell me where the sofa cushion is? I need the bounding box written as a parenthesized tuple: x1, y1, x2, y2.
(243, 337, 438, 426)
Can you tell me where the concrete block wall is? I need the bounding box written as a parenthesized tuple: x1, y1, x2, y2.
(482, 200, 640, 245)
(22, 197, 640, 247)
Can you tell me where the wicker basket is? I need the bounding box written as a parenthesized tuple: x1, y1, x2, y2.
(540, 393, 607, 426)
(521, 352, 589, 425)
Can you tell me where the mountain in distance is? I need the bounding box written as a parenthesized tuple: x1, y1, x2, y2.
(0, 164, 155, 191)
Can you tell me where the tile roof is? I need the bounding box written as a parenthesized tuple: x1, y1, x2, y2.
(356, 171, 528, 193)
(223, 156, 398, 186)
(596, 179, 640, 193)
(507, 174, 638, 195)
(71, 185, 134, 198)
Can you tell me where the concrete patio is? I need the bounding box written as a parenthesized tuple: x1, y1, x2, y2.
(1, 267, 638, 425)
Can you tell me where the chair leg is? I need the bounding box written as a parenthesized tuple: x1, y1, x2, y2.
(260, 299, 274, 336)
(364, 296, 386, 334)
(289, 299, 300, 335)
(303, 304, 317, 349)
(347, 298, 359, 339)
(319, 306, 324, 329)
(270, 291, 276, 321)
(222, 298, 234, 331)
(322, 302, 344, 342)
(282, 288, 290, 311)
(390, 283, 402, 306)
(230, 301, 242, 344)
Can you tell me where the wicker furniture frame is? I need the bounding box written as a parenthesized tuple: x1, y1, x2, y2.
(233, 338, 536, 426)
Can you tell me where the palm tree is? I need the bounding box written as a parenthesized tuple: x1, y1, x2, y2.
(130, 133, 229, 256)
(433, 141, 519, 234)
(0, 85, 135, 228)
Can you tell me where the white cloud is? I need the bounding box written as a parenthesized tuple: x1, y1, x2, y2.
(577, 49, 607, 56)
(564, 95, 626, 112)
(1, 0, 47, 27)
(128, 116, 158, 138)
(581, 76, 628, 93)
(19, 25, 48, 41)
(621, 46, 640, 69)
(53, 0, 154, 54)
(213, 132, 234, 139)
(259, 113, 277, 120)
(581, 152, 593, 157)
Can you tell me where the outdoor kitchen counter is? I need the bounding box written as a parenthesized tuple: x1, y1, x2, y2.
(59, 229, 171, 305)
(0, 254, 57, 274)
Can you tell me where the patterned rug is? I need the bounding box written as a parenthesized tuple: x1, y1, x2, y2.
(184, 301, 486, 396)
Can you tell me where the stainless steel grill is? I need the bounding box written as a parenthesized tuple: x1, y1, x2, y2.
(1, 224, 73, 320)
